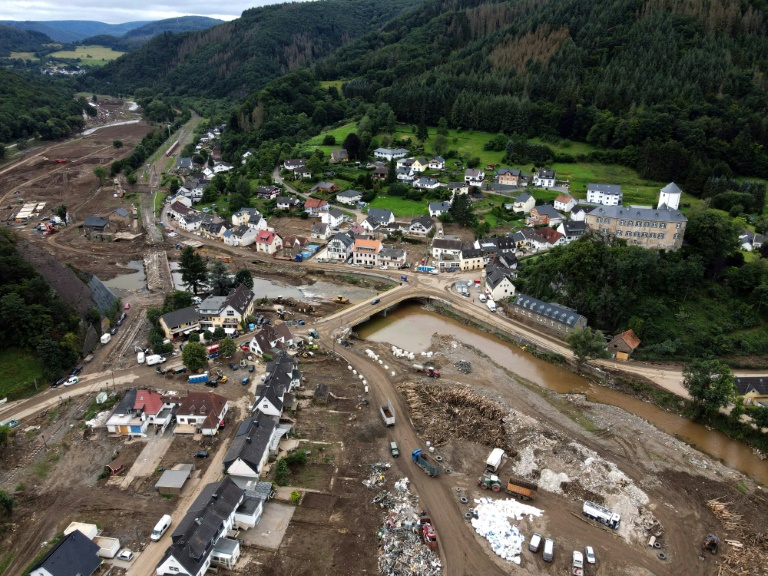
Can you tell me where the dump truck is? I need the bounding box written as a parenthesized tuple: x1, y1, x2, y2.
(412, 364, 440, 378)
(412, 449, 442, 477)
(477, 473, 538, 500)
(188, 372, 209, 384)
(420, 517, 438, 551)
(380, 400, 395, 426)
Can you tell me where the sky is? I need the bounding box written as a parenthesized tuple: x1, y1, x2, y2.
(3, 1, 295, 24)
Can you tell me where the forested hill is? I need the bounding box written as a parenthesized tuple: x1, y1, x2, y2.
(88, 0, 417, 102)
(79, 16, 224, 51)
(313, 0, 768, 185)
(0, 24, 52, 55)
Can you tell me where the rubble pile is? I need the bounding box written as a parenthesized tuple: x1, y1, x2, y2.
(471, 497, 543, 564)
(377, 478, 442, 576)
(706, 498, 768, 576)
(363, 462, 391, 489)
(454, 360, 472, 374)
(397, 382, 511, 452)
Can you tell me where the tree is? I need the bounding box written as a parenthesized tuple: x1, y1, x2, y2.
(416, 121, 428, 142)
(290, 490, 301, 504)
(449, 194, 477, 227)
(179, 247, 207, 294)
(342, 132, 362, 161)
(0, 491, 13, 517)
(112, 140, 123, 149)
(182, 341, 208, 372)
(219, 337, 237, 358)
(306, 154, 324, 176)
(53, 205, 67, 221)
(685, 209, 740, 276)
(436, 117, 449, 137)
(188, 332, 200, 343)
(566, 327, 609, 367)
(0, 426, 8, 449)
(93, 166, 107, 185)
(322, 134, 336, 145)
(208, 260, 232, 296)
(212, 327, 226, 341)
(234, 268, 254, 289)
(683, 359, 736, 414)
(146, 307, 162, 327)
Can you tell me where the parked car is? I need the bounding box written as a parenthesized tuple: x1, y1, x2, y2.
(371, 298, 380, 305)
(585, 546, 596, 564)
(52, 377, 66, 388)
(241, 377, 250, 386)
(248, 364, 255, 373)
(528, 533, 542, 553)
(64, 376, 79, 386)
(117, 549, 134, 562)
(110, 327, 118, 335)
(228, 362, 238, 371)
(240, 344, 250, 352)
(117, 312, 127, 325)
(390, 441, 399, 457)
(194, 450, 209, 458)
(218, 375, 228, 383)
(1, 419, 19, 429)
(70, 365, 83, 376)
(205, 380, 218, 388)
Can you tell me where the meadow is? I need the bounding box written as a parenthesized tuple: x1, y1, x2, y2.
(49, 45, 125, 66)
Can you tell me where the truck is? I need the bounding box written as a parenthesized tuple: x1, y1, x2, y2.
(486, 448, 505, 472)
(189, 372, 209, 384)
(477, 473, 538, 500)
(294, 254, 303, 262)
(486, 299, 497, 312)
(572, 551, 584, 576)
(412, 364, 440, 378)
(582, 500, 621, 530)
(412, 449, 443, 477)
(400, 275, 408, 282)
(420, 517, 438, 551)
(380, 400, 395, 426)
(145, 355, 166, 366)
(416, 265, 436, 274)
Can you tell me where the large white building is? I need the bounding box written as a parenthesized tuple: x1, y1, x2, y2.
(586, 184, 622, 206)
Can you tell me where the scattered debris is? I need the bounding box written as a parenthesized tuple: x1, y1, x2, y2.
(363, 462, 391, 489)
(454, 360, 472, 374)
(471, 497, 543, 563)
(706, 498, 768, 575)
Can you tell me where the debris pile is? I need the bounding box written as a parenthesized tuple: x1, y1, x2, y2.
(363, 462, 391, 489)
(377, 478, 442, 576)
(706, 498, 768, 576)
(398, 382, 511, 452)
(471, 497, 543, 564)
(454, 360, 472, 374)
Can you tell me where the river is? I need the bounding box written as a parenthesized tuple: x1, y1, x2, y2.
(357, 303, 768, 484)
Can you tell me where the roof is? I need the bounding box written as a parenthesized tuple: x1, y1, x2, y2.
(160, 306, 198, 328)
(555, 194, 574, 204)
(367, 208, 393, 224)
(537, 227, 564, 244)
(83, 216, 108, 228)
(496, 168, 521, 176)
(224, 284, 254, 315)
(563, 221, 587, 234)
(538, 169, 556, 179)
(304, 198, 328, 209)
(446, 181, 467, 189)
(429, 201, 452, 212)
(111, 388, 138, 417)
(432, 238, 463, 251)
(155, 467, 193, 490)
(114, 207, 130, 217)
(135, 389, 164, 415)
(337, 189, 361, 198)
(328, 208, 344, 218)
(329, 232, 354, 247)
(533, 204, 561, 218)
(516, 192, 532, 203)
(276, 195, 299, 204)
(735, 377, 768, 396)
(224, 413, 278, 471)
(31, 529, 101, 576)
(410, 215, 434, 228)
(486, 268, 513, 290)
(587, 205, 688, 223)
(354, 238, 382, 252)
(465, 168, 484, 178)
(587, 183, 622, 195)
(609, 329, 641, 351)
(177, 392, 227, 429)
(513, 294, 585, 327)
(256, 230, 278, 244)
(311, 181, 336, 191)
(379, 247, 406, 260)
(661, 182, 682, 195)
(461, 247, 484, 259)
(312, 222, 329, 234)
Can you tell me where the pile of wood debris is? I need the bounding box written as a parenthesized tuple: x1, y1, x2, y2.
(398, 382, 512, 453)
(706, 498, 767, 576)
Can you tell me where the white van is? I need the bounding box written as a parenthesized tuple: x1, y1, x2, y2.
(543, 538, 555, 562)
(137, 351, 145, 364)
(151, 514, 172, 541)
(529, 533, 542, 553)
(486, 299, 497, 313)
(478, 293, 487, 303)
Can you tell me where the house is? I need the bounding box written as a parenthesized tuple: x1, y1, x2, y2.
(431, 238, 463, 261)
(584, 204, 687, 251)
(254, 230, 283, 254)
(326, 232, 355, 261)
(223, 413, 279, 485)
(134, 389, 175, 431)
(155, 464, 194, 496)
(378, 246, 407, 268)
(533, 169, 556, 188)
(396, 157, 415, 170)
(511, 294, 587, 337)
(460, 247, 484, 271)
(361, 216, 381, 232)
(224, 226, 258, 248)
(465, 168, 485, 186)
(429, 201, 452, 218)
(255, 185, 280, 200)
(537, 227, 566, 248)
(283, 158, 306, 172)
(82, 216, 110, 237)
(511, 228, 548, 252)
(330, 149, 349, 164)
(587, 184, 622, 206)
(446, 182, 469, 197)
(322, 208, 345, 228)
(734, 377, 768, 406)
(159, 306, 200, 339)
(336, 189, 362, 206)
(212, 163, 233, 174)
(408, 215, 434, 237)
(526, 204, 562, 227)
(169, 195, 192, 209)
(607, 329, 641, 361)
(429, 156, 445, 170)
(304, 198, 329, 216)
(155, 477, 244, 575)
(412, 157, 430, 173)
(249, 323, 294, 356)
(178, 214, 202, 232)
(310, 181, 338, 194)
(230, 207, 256, 227)
(169, 201, 193, 220)
(570, 205, 588, 222)
(311, 222, 331, 240)
(512, 192, 535, 214)
(485, 268, 516, 301)
(111, 207, 132, 228)
(413, 177, 440, 190)
(353, 238, 382, 266)
(554, 194, 576, 213)
(198, 284, 256, 334)
(496, 168, 521, 186)
(396, 167, 415, 183)
(176, 157, 194, 172)
(348, 223, 367, 236)
(658, 182, 682, 210)
(276, 196, 301, 211)
(367, 208, 395, 226)
(105, 389, 146, 437)
(373, 148, 409, 161)
(30, 529, 101, 576)
(557, 221, 587, 244)
(175, 391, 228, 436)
(372, 165, 389, 180)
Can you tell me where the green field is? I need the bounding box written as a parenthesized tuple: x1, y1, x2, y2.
(49, 45, 125, 66)
(9, 52, 36, 61)
(551, 162, 669, 205)
(319, 80, 345, 91)
(367, 196, 428, 217)
(0, 348, 43, 399)
(529, 137, 600, 157)
(304, 122, 357, 157)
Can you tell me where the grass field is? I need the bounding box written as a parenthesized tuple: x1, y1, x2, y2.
(9, 52, 36, 61)
(303, 122, 357, 157)
(49, 45, 125, 66)
(529, 137, 600, 157)
(0, 348, 43, 399)
(319, 80, 345, 91)
(552, 162, 667, 205)
(367, 196, 428, 217)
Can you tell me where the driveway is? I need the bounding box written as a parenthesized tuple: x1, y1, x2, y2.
(240, 502, 295, 551)
(120, 431, 175, 489)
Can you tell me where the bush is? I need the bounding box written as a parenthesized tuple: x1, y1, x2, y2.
(290, 490, 301, 504)
(274, 459, 289, 486)
(286, 449, 307, 466)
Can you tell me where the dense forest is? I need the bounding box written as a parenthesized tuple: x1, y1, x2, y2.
(79, 16, 224, 51)
(0, 24, 51, 55)
(85, 0, 416, 104)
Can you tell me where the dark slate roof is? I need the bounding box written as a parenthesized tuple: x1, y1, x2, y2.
(538, 169, 556, 179)
(224, 284, 254, 315)
(83, 216, 108, 228)
(516, 192, 532, 203)
(533, 204, 561, 218)
(661, 182, 682, 195)
(160, 306, 199, 330)
(367, 208, 393, 224)
(486, 268, 513, 290)
(410, 215, 434, 229)
(114, 207, 130, 217)
(461, 247, 483, 259)
(328, 208, 344, 218)
(330, 232, 354, 247)
(32, 529, 101, 576)
(587, 205, 687, 223)
(337, 189, 361, 199)
(562, 221, 587, 235)
(111, 388, 138, 417)
(429, 201, 452, 212)
(513, 294, 585, 327)
(224, 413, 278, 471)
(432, 238, 463, 251)
(735, 377, 768, 396)
(587, 183, 622, 195)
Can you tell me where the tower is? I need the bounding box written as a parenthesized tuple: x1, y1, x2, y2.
(658, 182, 682, 210)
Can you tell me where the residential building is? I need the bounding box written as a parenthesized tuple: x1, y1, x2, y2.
(372, 165, 389, 180)
(336, 189, 362, 205)
(30, 529, 101, 576)
(413, 177, 440, 190)
(353, 238, 382, 266)
(255, 185, 280, 200)
(396, 167, 415, 183)
(367, 208, 395, 226)
(176, 157, 193, 172)
(396, 157, 415, 170)
(276, 196, 301, 211)
(178, 214, 202, 232)
(429, 201, 452, 218)
(379, 247, 407, 268)
(607, 329, 641, 361)
(429, 156, 445, 170)
(526, 204, 562, 227)
(512, 192, 535, 214)
(361, 216, 381, 232)
(431, 238, 463, 261)
(159, 306, 200, 339)
(511, 228, 548, 252)
(310, 181, 338, 194)
(465, 168, 485, 186)
(554, 194, 576, 212)
(134, 389, 175, 432)
(533, 169, 556, 188)
(412, 157, 430, 173)
(537, 227, 566, 248)
(658, 182, 682, 210)
(408, 215, 434, 237)
(249, 323, 294, 356)
(496, 168, 521, 186)
(570, 205, 588, 221)
(734, 377, 768, 406)
(485, 268, 516, 301)
(322, 208, 345, 228)
(330, 149, 349, 163)
(82, 215, 110, 237)
(326, 232, 354, 261)
(224, 225, 258, 247)
(111, 207, 132, 228)
(586, 184, 622, 206)
(584, 205, 687, 250)
(283, 158, 306, 172)
(446, 181, 469, 197)
(373, 148, 409, 161)
(460, 247, 484, 271)
(304, 198, 329, 215)
(175, 391, 228, 436)
(557, 221, 587, 243)
(223, 413, 279, 486)
(254, 230, 283, 254)
(311, 222, 331, 240)
(511, 294, 587, 337)
(231, 208, 262, 227)
(169, 195, 192, 209)
(198, 284, 256, 334)
(105, 389, 145, 437)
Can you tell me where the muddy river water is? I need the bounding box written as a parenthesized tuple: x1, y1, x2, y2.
(358, 303, 768, 484)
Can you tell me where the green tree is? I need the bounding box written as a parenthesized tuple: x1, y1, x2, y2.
(146, 307, 162, 327)
(436, 117, 449, 137)
(188, 332, 200, 343)
(274, 458, 289, 486)
(113, 140, 123, 149)
(234, 268, 254, 289)
(752, 406, 768, 428)
(179, 247, 207, 294)
(306, 154, 324, 176)
(416, 121, 428, 142)
(0, 426, 8, 449)
(0, 491, 14, 517)
(208, 260, 231, 296)
(683, 359, 736, 414)
(53, 205, 67, 221)
(219, 337, 236, 358)
(449, 194, 476, 227)
(93, 166, 107, 185)
(290, 490, 301, 504)
(685, 209, 740, 276)
(565, 326, 609, 368)
(182, 341, 208, 372)
(212, 327, 226, 341)
(342, 132, 362, 161)
(163, 291, 193, 313)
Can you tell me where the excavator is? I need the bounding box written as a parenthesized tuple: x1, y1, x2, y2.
(702, 534, 719, 554)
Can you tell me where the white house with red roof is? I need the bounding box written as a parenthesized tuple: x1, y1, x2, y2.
(175, 391, 229, 436)
(254, 230, 283, 254)
(134, 389, 176, 432)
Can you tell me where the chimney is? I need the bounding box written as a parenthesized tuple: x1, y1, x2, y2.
(212, 493, 218, 499)
(194, 517, 202, 525)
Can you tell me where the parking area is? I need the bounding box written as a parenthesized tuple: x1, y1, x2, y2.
(240, 502, 296, 551)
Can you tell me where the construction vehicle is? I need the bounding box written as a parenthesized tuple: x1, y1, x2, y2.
(702, 534, 719, 554)
(412, 364, 440, 378)
(477, 472, 502, 492)
(486, 448, 505, 472)
(380, 400, 395, 427)
(572, 551, 584, 576)
(477, 472, 539, 500)
(420, 517, 438, 551)
(335, 296, 350, 304)
(412, 449, 442, 477)
(582, 501, 621, 529)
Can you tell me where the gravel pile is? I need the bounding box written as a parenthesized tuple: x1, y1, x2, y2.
(454, 360, 472, 374)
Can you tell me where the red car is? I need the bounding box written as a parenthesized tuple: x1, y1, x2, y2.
(240, 343, 250, 351)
